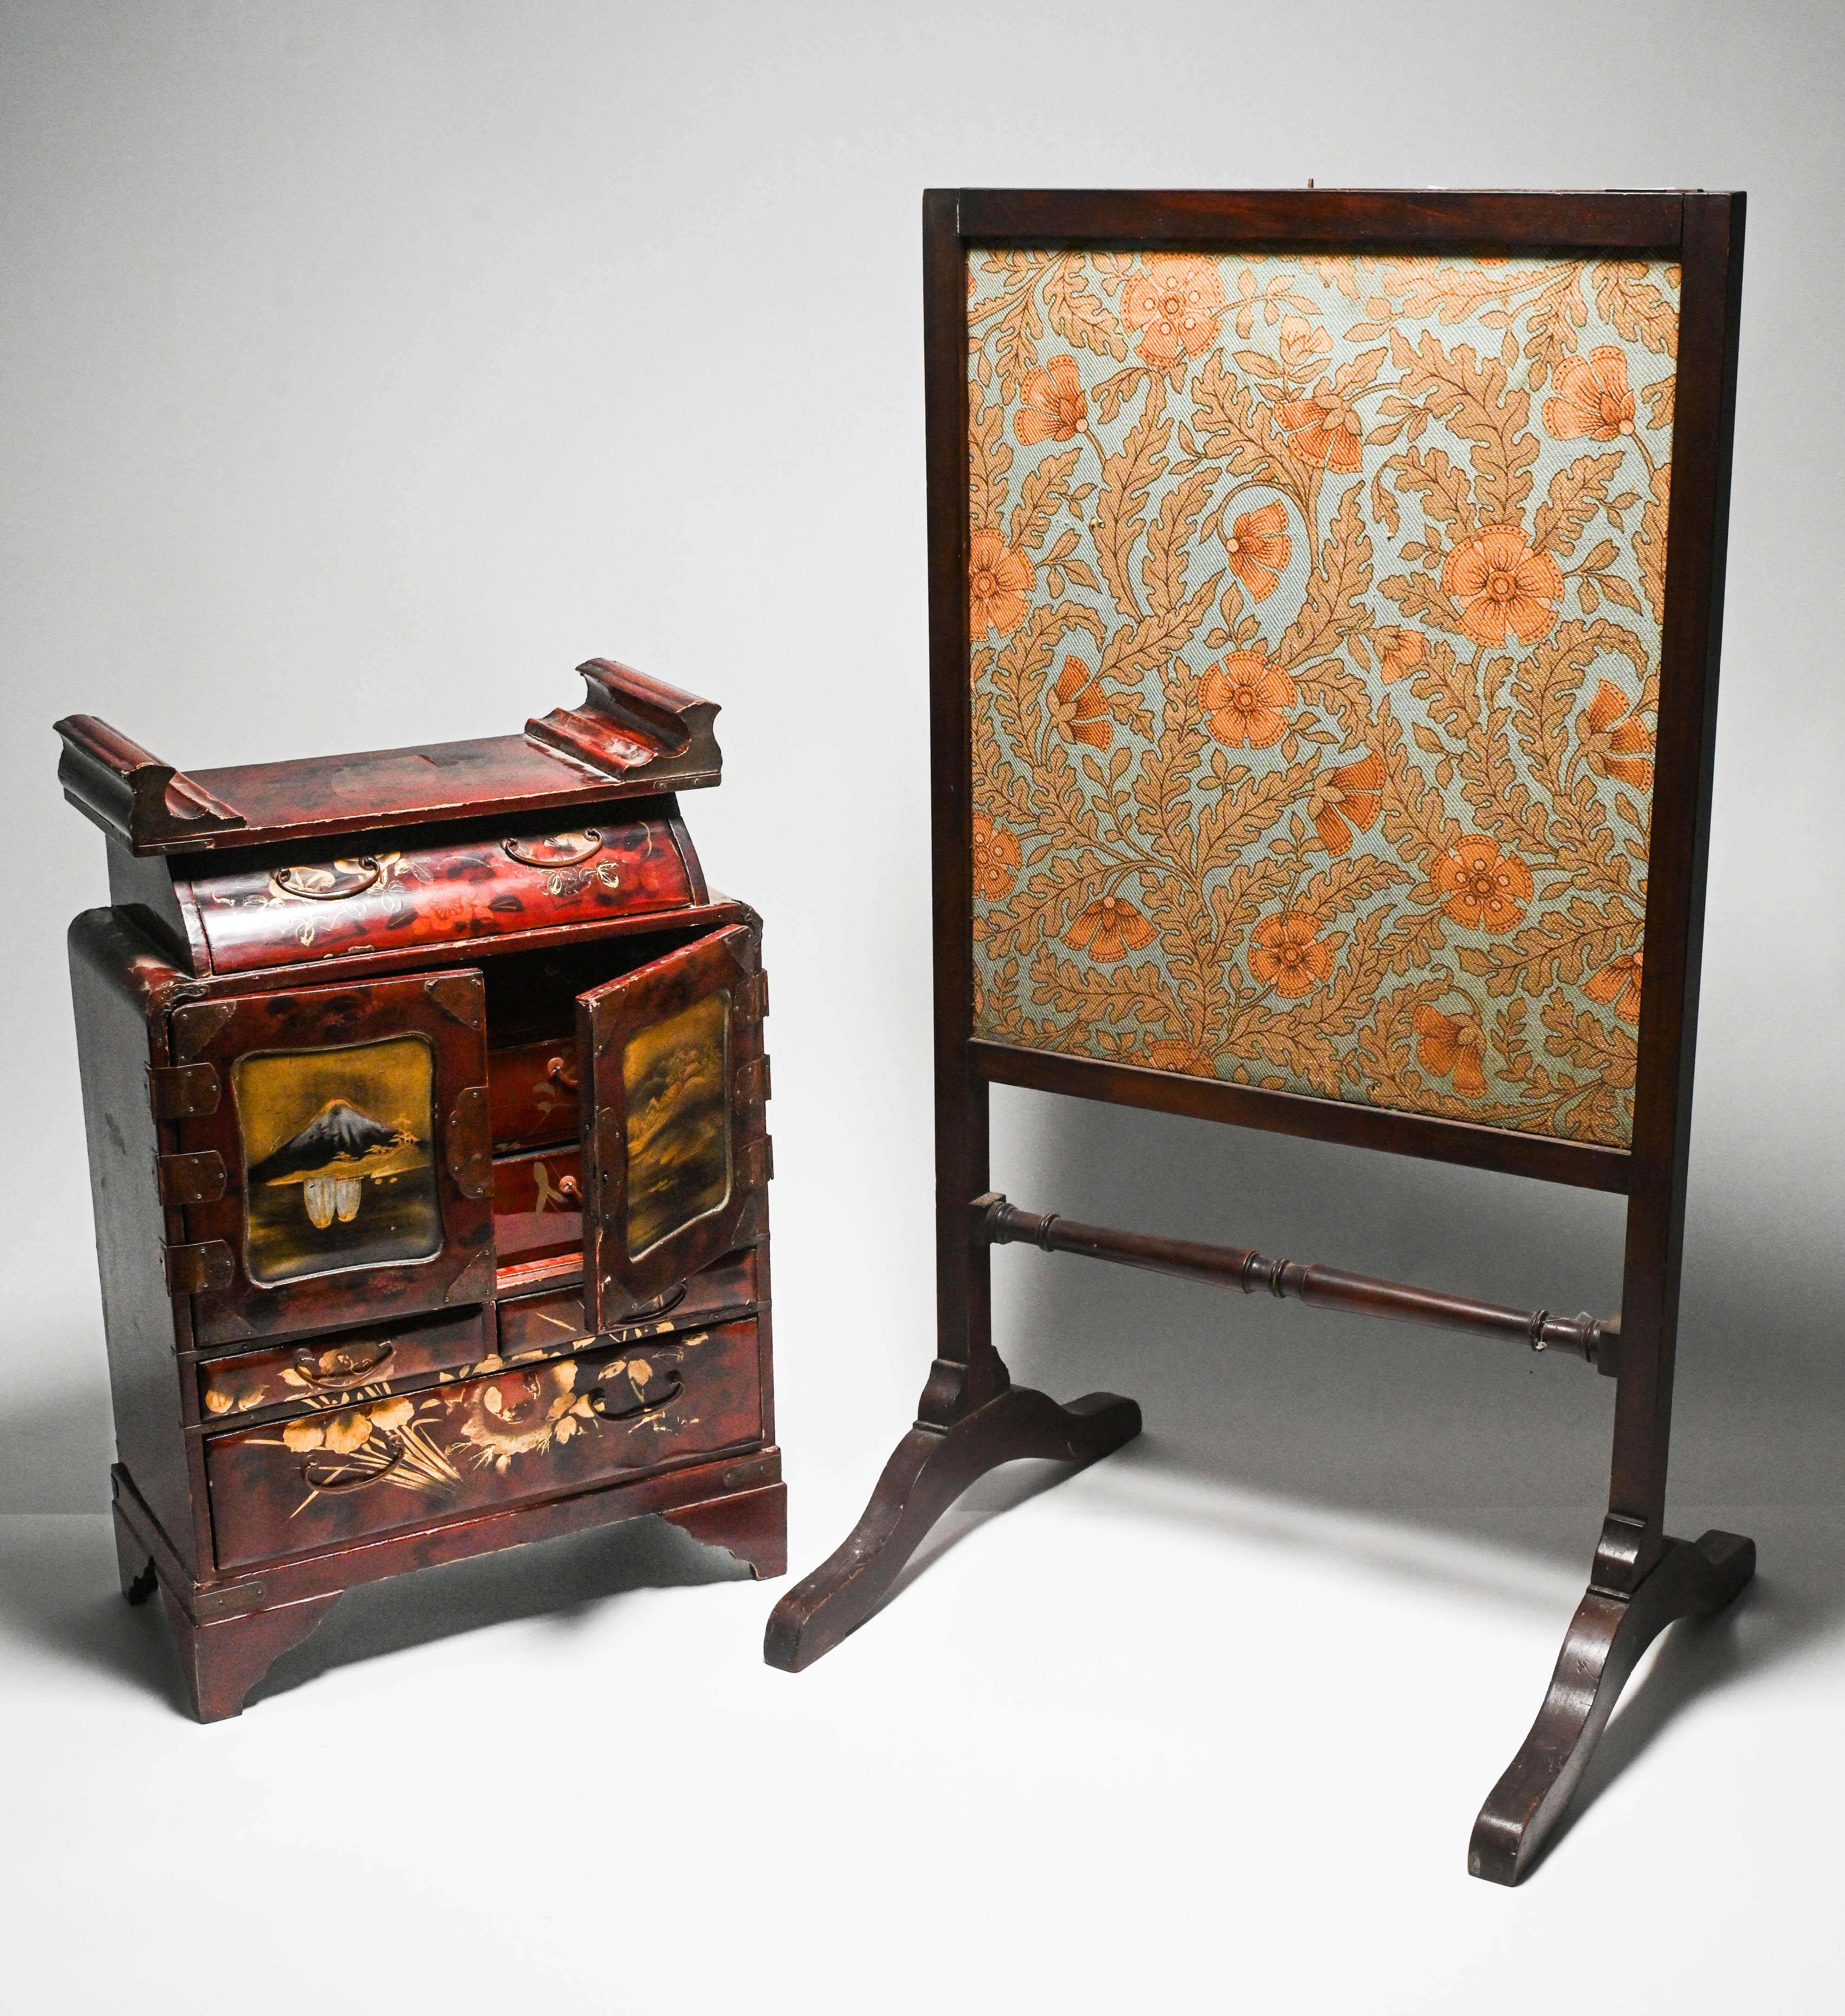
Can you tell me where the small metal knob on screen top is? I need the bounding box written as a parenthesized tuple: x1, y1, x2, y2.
(504, 831, 602, 868)
(271, 858, 382, 901)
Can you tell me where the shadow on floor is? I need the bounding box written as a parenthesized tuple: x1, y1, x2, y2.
(0, 1510, 752, 1718)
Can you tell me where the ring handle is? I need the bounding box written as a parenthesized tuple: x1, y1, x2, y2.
(273, 859, 382, 901)
(293, 1340, 394, 1387)
(504, 831, 602, 869)
(546, 1055, 579, 1092)
(302, 1434, 407, 1492)
(585, 1368, 683, 1423)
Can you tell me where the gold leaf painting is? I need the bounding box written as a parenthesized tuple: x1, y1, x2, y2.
(967, 249, 1677, 1147)
(622, 992, 731, 1258)
(234, 1034, 442, 1285)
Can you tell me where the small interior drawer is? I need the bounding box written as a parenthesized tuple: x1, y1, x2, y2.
(487, 1035, 580, 1151)
(196, 1306, 493, 1426)
(497, 1243, 760, 1361)
(206, 1317, 764, 1571)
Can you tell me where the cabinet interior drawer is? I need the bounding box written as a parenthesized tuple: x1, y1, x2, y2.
(492, 1143, 584, 1267)
(497, 1244, 759, 1361)
(195, 1306, 492, 1426)
(487, 1035, 580, 1152)
(206, 1318, 764, 1571)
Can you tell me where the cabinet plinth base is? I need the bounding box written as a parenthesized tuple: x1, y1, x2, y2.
(111, 1449, 787, 1719)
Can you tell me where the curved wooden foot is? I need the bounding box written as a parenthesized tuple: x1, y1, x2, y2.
(1469, 1528, 1755, 1884)
(162, 1589, 343, 1723)
(764, 1385, 1141, 1673)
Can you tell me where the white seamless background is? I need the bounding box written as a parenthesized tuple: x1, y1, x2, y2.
(2, 5, 1838, 2011)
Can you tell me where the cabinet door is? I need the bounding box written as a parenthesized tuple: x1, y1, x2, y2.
(578, 924, 767, 1326)
(168, 970, 495, 1346)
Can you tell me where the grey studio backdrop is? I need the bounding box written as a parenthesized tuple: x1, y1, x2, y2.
(1, 0, 1839, 1963)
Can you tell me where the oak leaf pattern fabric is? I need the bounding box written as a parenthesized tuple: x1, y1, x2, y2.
(966, 249, 1678, 1148)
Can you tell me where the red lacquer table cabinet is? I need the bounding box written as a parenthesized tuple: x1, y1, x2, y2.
(57, 659, 783, 1718)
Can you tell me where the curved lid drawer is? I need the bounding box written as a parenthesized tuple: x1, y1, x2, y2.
(187, 816, 697, 973)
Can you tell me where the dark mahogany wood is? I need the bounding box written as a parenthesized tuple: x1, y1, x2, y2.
(955, 186, 1685, 253)
(980, 1195, 1618, 1366)
(976, 1040, 1631, 1196)
(764, 1379, 1141, 1672)
(1470, 1529, 1755, 1883)
(64, 657, 781, 1717)
(770, 186, 1752, 1885)
(661, 1481, 789, 1580)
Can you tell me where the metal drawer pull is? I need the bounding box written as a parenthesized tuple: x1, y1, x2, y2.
(504, 830, 602, 869)
(546, 1055, 579, 1091)
(621, 1281, 687, 1324)
(272, 858, 382, 901)
(302, 1434, 407, 1492)
(586, 1368, 683, 1423)
(293, 1340, 394, 1387)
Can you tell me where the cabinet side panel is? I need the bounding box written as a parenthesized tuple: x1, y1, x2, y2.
(68, 909, 198, 1573)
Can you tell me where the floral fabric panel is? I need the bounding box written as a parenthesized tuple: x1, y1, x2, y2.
(966, 249, 1677, 1147)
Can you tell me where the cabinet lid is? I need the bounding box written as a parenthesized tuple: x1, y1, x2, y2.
(55, 658, 720, 857)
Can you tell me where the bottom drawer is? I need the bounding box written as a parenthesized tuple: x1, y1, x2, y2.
(206, 1319, 763, 1571)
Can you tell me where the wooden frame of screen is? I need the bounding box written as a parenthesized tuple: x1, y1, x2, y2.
(767, 189, 1748, 1886)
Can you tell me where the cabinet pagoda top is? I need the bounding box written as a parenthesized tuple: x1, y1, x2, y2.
(53, 658, 722, 857)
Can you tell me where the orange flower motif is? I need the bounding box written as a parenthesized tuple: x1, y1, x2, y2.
(1413, 1003, 1488, 1096)
(1378, 628, 1424, 683)
(1433, 836, 1535, 933)
(1543, 347, 1637, 441)
(970, 813, 1021, 901)
(969, 530, 1035, 637)
(1121, 256, 1225, 365)
(1016, 356, 1088, 444)
(1441, 527, 1563, 648)
(1248, 909, 1334, 998)
(1201, 651, 1298, 749)
(1584, 949, 1644, 1022)
(1221, 500, 1293, 600)
(1276, 381, 1365, 473)
(1309, 750, 1385, 854)
(1047, 660, 1111, 749)
(1578, 680, 1654, 787)
(1066, 892, 1157, 963)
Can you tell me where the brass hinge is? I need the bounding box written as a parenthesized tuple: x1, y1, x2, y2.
(735, 1054, 771, 1105)
(739, 1134, 774, 1187)
(445, 1086, 492, 1199)
(740, 970, 770, 1021)
(148, 1062, 220, 1120)
(157, 1150, 227, 1206)
(164, 1240, 234, 1294)
(424, 973, 483, 1030)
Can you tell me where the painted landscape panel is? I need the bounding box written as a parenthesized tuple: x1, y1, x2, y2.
(622, 992, 730, 1260)
(234, 1033, 442, 1286)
